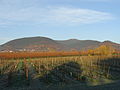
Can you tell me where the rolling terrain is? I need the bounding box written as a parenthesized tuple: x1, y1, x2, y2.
(0, 36, 120, 52)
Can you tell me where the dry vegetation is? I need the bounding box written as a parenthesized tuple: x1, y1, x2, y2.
(0, 45, 119, 59)
(0, 45, 120, 90)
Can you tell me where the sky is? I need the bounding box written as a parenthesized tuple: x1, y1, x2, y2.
(0, 0, 120, 44)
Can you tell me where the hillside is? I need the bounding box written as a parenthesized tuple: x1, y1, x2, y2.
(0, 37, 65, 52)
(57, 39, 101, 50)
(0, 46, 2, 51)
(0, 37, 120, 52)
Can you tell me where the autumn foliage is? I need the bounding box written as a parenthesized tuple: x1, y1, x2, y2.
(0, 45, 119, 59)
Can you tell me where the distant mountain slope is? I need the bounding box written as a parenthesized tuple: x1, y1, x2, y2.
(101, 41, 120, 50)
(0, 37, 65, 51)
(0, 45, 2, 51)
(0, 37, 120, 52)
(57, 39, 101, 50)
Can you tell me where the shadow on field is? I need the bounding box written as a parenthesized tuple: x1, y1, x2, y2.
(98, 57, 120, 80)
(33, 59, 120, 90)
(0, 68, 30, 89)
(38, 59, 120, 90)
(39, 61, 84, 85)
(1, 59, 120, 90)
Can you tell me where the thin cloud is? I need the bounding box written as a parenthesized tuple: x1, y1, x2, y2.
(0, 7, 114, 25)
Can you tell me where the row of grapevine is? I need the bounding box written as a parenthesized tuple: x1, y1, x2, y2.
(0, 55, 120, 89)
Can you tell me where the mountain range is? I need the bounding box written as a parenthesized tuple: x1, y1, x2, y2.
(0, 36, 120, 52)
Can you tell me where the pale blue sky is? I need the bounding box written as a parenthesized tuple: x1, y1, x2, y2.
(0, 0, 120, 44)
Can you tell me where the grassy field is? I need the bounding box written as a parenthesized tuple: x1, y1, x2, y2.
(0, 55, 120, 90)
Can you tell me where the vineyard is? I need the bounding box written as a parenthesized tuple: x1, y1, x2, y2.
(0, 53, 120, 90)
